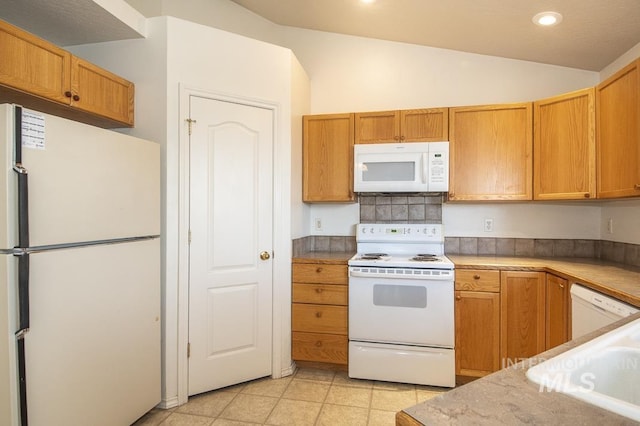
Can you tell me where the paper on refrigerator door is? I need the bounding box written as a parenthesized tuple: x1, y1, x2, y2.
(21, 110, 46, 150)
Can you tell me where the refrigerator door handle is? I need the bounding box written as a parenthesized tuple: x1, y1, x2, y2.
(15, 253, 30, 332)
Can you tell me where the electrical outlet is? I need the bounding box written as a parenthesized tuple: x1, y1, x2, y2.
(484, 218, 494, 232)
(607, 218, 614, 234)
(314, 217, 323, 232)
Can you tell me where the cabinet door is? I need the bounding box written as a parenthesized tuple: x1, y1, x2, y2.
(0, 19, 71, 104)
(546, 274, 569, 350)
(455, 290, 500, 377)
(70, 56, 134, 126)
(303, 113, 355, 202)
(500, 271, 545, 365)
(400, 108, 449, 142)
(449, 103, 533, 201)
(596, 58, 640, 198)
(354, 110, 400, 144)
(534, 88, 596, 200)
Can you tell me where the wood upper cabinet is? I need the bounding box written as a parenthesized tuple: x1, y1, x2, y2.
(545, 274, 570, 350)
(596, 58, 640, 198)
(455, 270, 501, 378)
(534, 88, 596, 200)
(0, 19, 134, 128)
(70, 56, 134, 126)
(354, 108, 448, 144)
(303, 113, 355, 202)
(500, 271, 546, 364)
(449, 103, 533, 201)
(0, 18, 71, 104)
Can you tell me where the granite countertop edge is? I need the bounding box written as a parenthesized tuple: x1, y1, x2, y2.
(401, 312, 640, 425)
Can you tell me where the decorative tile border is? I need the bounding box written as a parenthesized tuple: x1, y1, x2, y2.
(293, 235, 640, 268)
(444, 237, 640, 268)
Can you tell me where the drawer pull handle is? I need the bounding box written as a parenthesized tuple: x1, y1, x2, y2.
(315, 312, 322, 318)
(473, 274, 480, 280)
(316, 267, 323, 273)
(315, 288, 323, 294)
(315, 341, 322, 347)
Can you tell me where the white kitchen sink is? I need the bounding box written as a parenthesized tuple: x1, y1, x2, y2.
(526, 317, 640, 422)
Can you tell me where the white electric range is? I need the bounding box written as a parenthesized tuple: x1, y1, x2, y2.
(348, 223, 456, 387)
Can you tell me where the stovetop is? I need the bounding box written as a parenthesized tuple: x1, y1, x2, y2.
(349, 223, 454, 270)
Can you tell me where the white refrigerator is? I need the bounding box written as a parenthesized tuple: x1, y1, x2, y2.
(0, 104, 161, 426)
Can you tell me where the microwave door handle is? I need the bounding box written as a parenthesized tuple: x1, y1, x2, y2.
(421, 153, 428, 183)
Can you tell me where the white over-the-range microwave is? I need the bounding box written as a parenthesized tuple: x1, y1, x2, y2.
(354, 141, 449, 193)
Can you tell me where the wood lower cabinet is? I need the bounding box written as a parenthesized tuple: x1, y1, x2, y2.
(546, 274, 570, 350)
(500, 271, 546, 365)
(303, 113, 355, 202)
(354, 108, 448, 144)
(448, 103, 533, 201)
(0, 18, 134, 128)
(455, 270, 501, 378)
(292, 261, 348, 365)
(534, 88, 596, 200)
(596, 58, 640, 198)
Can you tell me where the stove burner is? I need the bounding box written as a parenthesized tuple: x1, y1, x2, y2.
(359, 253, 388, 260)
(411, 254, 439, 262)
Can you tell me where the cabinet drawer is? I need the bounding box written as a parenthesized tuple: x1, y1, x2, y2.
(293, 283, 348, 305)
(292, 332, 348, 364)
(455, 270, 500, 292)
(293, 263, 347, 285)
(292, 304, 347, 334)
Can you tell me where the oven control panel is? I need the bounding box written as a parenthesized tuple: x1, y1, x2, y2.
(356, 223, 443, 242)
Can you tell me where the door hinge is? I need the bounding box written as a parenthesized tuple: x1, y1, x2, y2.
(188, 230, 192, 244)
(186, 118, 197, 136)
(187, 342, 191, 358)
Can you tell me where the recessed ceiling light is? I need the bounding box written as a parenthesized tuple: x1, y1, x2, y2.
(361, 0, 375, 4)
(532, 11, 563, 26)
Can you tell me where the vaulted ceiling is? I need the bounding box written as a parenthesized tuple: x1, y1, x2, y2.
(231, 0, 640, 71)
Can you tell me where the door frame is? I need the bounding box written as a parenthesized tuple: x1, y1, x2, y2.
(176, 86, 293, 405)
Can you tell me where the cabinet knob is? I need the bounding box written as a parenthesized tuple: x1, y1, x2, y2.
(315, 341, 322, 347)
(400, 135, 405, 141)
(64, 91, 72, 98)
(315, 311, 322, 318)
(316, 267, 323, 273)
(315, 288, 323, 294)
(635, 184, 640, 190)
(72, 94, 80, 101)
(455, 295, 462, 301)
(559, 283, 565, 288)
(394, 135, 400, 141)
(473, 274, 481, 280)
(584, 193, 591, 198)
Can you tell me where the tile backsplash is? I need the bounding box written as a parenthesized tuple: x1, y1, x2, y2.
(358, 194, 444, 223)
(294, 194, 640, 268)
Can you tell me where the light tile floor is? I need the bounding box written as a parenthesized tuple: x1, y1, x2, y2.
(133, 367, 449, 426)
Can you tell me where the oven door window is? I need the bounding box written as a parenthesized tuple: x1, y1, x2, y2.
(373, 284, 426, 308)
(362, 161, 415, 182)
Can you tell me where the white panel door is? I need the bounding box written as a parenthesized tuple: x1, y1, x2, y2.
(188, 96, 273, 395)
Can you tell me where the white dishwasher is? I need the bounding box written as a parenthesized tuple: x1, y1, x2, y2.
(571, 284, 639, 338)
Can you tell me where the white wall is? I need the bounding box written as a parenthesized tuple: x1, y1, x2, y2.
(70, 16, 309, 407)
(443, 202, 602, 239)
(290, 57, 311, 239)
(600, 199, 640, 244)
(122, 0, 640, 244)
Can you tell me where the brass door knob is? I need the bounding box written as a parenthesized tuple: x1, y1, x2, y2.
(260, 251, 271, 260)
